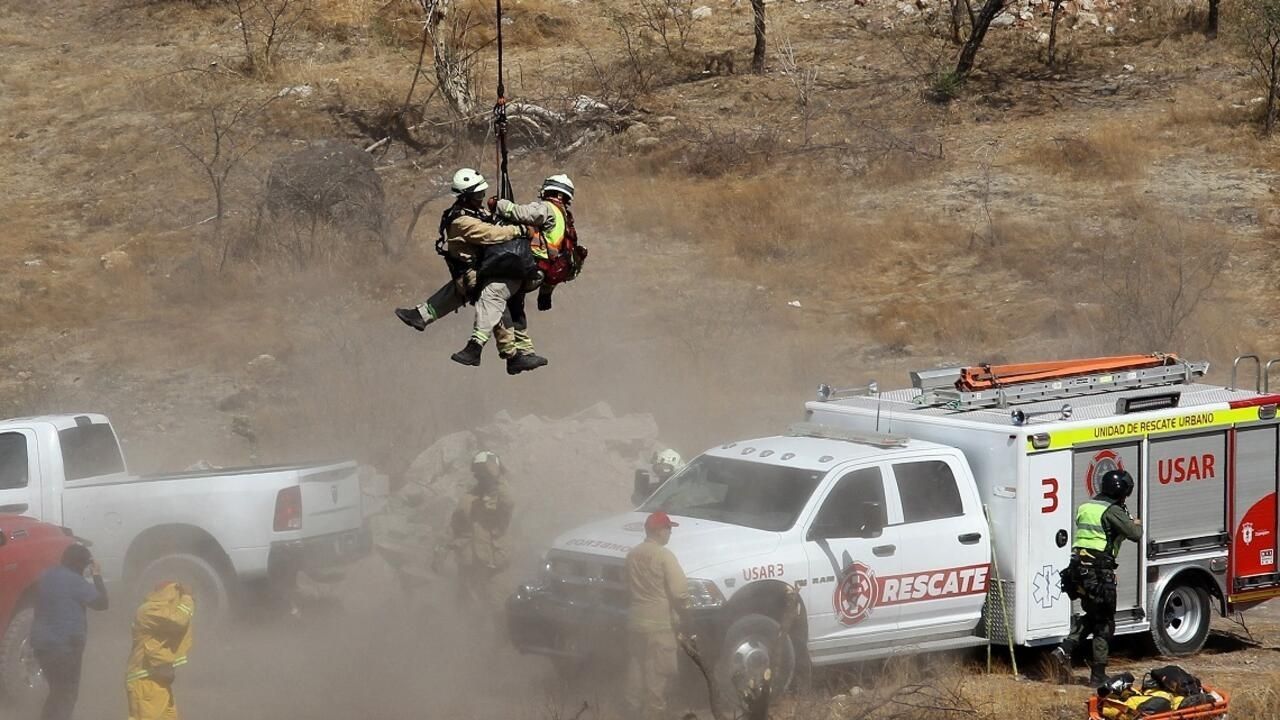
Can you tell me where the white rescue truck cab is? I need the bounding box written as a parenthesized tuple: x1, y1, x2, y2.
(508, 355, 1280, 693)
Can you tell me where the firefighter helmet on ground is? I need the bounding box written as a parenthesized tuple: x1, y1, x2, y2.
(1099, 469, 1134, 501)
(452, 168, 490, 195)
(540, 174, 575, 201)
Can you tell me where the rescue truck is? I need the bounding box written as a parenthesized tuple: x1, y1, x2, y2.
(507, 354, 1280, 695)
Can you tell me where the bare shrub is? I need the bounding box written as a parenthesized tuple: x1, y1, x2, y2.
(1098, 217, 1231, 351)
(224, 0, 313, 75)
(635, 0, 699, 58)
(775, 33, 821, 145)
(1236, 0, 1280, 133)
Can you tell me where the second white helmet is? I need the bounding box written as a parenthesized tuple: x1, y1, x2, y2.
(452, 168, 490, 195)
(540, 174, 575, 201)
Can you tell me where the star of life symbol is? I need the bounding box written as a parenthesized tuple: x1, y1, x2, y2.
(1243, 522, 1255, 546)
(1032, 564, 1061, 609)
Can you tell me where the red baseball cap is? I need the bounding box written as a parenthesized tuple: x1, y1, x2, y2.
(644, 511, 679, 532)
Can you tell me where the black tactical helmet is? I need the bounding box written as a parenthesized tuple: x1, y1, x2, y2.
(1099, 469, 1134, 501)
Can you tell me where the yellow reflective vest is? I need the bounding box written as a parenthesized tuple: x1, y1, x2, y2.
(1073, 500, 1112, 552)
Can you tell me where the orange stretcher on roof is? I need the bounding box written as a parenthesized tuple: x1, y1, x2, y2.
(1087, 686, 1230, 720)
(958, 353, 1183, 391)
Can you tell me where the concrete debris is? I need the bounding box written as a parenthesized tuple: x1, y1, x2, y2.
(1122, 63, 1135, 72)
(788, 300, 803, 308)
(370, 403, 661, 584)
(990, 13, 1016, 26)
(23, 259, 43, 267)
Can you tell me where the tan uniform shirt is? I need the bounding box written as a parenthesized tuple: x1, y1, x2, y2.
(625, 538, 689, 633)
(450, 481, 514, 570)
(494, 198, 557, 236)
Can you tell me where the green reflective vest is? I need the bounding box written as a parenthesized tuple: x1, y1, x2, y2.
(1073, 500, 1112, 552)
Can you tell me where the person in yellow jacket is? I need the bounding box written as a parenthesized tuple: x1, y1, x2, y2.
(125, 582, 194, 720)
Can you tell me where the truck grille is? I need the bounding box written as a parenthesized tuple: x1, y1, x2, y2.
(546, 549, 629, 610)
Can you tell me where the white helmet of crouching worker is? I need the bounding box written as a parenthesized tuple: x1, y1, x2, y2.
(651, 448, 684, 482)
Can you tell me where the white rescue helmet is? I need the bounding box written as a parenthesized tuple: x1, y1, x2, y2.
(472, 450, 502, 478)
(540, 174, 575, 201)
(651, 448, 684, 480)
(452, 168, 490, 195)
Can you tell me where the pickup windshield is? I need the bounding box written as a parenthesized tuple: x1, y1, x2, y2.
(640, 456, 824, 531)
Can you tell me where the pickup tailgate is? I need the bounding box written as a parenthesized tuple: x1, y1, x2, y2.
(296, 462, 363, 537)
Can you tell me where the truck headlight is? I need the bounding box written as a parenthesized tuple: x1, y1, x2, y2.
(687, 578, 725, 609)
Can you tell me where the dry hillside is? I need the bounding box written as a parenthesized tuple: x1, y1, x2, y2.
(3, 0, 1280, 716)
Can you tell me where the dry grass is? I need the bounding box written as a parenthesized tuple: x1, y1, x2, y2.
(1024, 122, 1154, 181)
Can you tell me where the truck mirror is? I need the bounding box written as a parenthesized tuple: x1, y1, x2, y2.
(0, 529, 5, 547)
(857, 502, 885, 538)
(632, 469, 655, 506)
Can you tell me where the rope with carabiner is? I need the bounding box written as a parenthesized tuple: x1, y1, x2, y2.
(492, 0, 514, 202)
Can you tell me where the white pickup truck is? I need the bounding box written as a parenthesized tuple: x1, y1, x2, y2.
(0, 413, 369, 620)
(509, 355, 1280, 698)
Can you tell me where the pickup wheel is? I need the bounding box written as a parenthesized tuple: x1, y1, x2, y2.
(1150, 583, 1211, 657)
(0, 607, 43, 706)
(137, 553, 231, 625)
(716, 613, 796, 707)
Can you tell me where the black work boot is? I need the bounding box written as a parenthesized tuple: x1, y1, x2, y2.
(1089, 663, 1108, 687)
(1048, 647, 1072, 685)
(395, 307, 427, 332)
(506, 352, 548, 375)
(451, 340, 484, 366)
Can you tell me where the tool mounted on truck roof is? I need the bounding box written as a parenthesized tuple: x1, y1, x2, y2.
(887, 354, 1208, 411)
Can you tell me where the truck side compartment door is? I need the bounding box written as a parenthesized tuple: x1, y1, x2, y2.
(0, 430, 40, 519)
(1024, 450, 1073, 639)
(801, 465, 902, 656)
(1072, 443, 1143, 616)
(1232, 424, 1279, 589)
(888, 457, 991, 639)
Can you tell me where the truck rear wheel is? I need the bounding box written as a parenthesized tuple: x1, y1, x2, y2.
(716, 613, 796, 708)
(137, 553, 231, 626)
(0, 607, 43, 706)
(1150, 583, 1211, 656)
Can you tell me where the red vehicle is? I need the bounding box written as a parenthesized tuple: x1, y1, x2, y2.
(0, 515, 74, 703)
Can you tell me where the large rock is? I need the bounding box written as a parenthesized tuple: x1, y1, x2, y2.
(371, 403, 662, 584)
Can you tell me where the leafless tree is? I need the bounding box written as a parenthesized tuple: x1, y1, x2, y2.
(224, 0, 311, 75)
(1206, 0, 1220, 38)
(751, 0, 767, 73)
(1046, 0, 1065, 66)
(953, 0, 1007, 80)
(1240, 0, 1280, 134)
(171, 93, 277, 270)
(1103, 220, 1230, 350)
(421, 0, 484, 121)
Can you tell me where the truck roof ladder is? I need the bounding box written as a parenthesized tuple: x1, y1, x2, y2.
(913, 353, 1209, 410)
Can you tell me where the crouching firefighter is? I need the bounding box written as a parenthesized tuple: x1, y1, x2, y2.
(394, 168, 548, 374)
(126, 582, 194, 720)
(1051, 469, 1143, 687)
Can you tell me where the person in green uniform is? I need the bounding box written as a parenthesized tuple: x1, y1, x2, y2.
(1051, 468, 1143, 686)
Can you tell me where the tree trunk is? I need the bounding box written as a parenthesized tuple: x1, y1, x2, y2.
(954, 0, 1005, 79)
(1047, 0, 1063, 66)
(1267, 53, 1279, 135)
(751, 0, 766, 73)
(430, 0, 476, 119)
(1206, 0, 1219, 39)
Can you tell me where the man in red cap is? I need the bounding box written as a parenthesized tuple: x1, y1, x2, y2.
(624, 511, 690, 720)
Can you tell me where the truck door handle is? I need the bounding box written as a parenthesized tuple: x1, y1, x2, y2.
(872, 544, 896, 557)
(0, 503, 27, 514)
(958, 532, 982, 545)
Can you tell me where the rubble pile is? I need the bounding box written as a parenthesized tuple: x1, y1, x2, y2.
(370, 402, 661, 587)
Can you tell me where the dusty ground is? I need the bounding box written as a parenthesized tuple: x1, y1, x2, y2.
(5, 0, 1280, 716)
